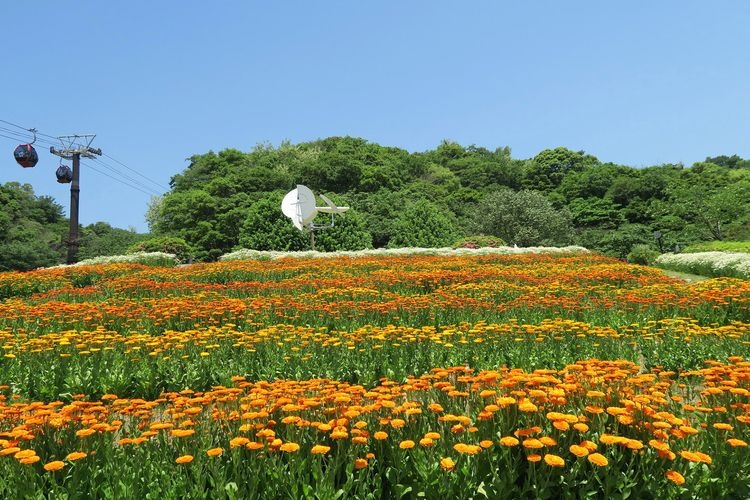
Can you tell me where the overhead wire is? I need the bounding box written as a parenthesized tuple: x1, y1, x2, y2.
(0, 117, 169, 198)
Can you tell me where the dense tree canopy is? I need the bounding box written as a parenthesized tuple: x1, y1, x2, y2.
(4, 139, 750, 270)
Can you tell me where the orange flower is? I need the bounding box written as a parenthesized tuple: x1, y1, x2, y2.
(424, 432, 441, 440)
(539, 437, 557, 447)
(65, 451, 87, 461)
(587, 453, 608, 467)
(75, 428, 96, 438)
(171, 429, 195, 438)
(19, 455, 40, 465)
(665, 470, 685, 485)
(569, 445, 589, 458)
(230, 437, 250, 448)
(43, 460, 65, 472)
(712, 423, 733, 431)
(440, 457, 455, 471)
(311, 445, 330, 455)
(522, 438, 543, 449)
(479, 440, 494, 449)
(399, 440, 415, 450)
(374, 431, 389, 441)
(453, 443, 481, 454)
(175, 455, 193, 464)
(206, 447, 224, 457)
(390, 419, 405, 428)
(544, 454, 565, 467)
(518, 402, 538, 413)
(727, 438, 747, 447)
(527, 454, 542, 462)
(354, 458, 368, 470)
(499, 436, 519, 447)
(573, 423, 589, 433)
(246, 442, 264, 450)
(13, 450, 36, 460)
(280, 442, 300, 453)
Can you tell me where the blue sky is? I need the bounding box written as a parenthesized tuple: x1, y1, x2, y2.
(2, 1, 749, 232)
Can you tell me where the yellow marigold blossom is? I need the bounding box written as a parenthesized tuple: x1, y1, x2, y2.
(544, 454, 565, 467)
(175, 455, 193, 464)
(499, 436, 519, 447)
(43, 460, 65, 472)
(440, 457, 455, 471)
(19, 455, 40, 465)
(569, 445, 589, 457)
(679, 426, 699, 435)
(374, 431, 389, 441)
(0, 447, 21, 456)
(311, 445, 331, 455)
(424, 432, 441, 440)
(599, 434, 624, 445)
(75, 428, 96, 438)
(65, 451, 87, 461)
(573, 423, 589, 433)
(727, 438, 747, 447)
(206, 447, 224, 457)
(354, 458, 368, 470)
(518, 402, 538, 413)
(679, 451, 702, 463)
(665, 470, 685, 485)
(399, 440, 415, 449)
(580, 440, 598, 452)
(649, 440, 670, 451)
(351, 436, 368, 445)
(149, 423, 173, 431)
(280, 442, 300, 453)
(625, 439, 644, 451)
(428, 403, 444, 413)
(587, 453, 608, 467)
(553, 421, 570, 431)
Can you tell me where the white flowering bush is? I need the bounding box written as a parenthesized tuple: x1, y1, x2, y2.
(654, 251, 750, 279)
(220, 245, 589, 262)
(59, 252, 179, 268)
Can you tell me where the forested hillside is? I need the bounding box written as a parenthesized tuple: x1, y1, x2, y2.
(3, 138, 750, 269)
(148, 138, 750, 261)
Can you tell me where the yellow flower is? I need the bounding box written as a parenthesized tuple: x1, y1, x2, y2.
(522, 438, 543, 449)
(206, 447, 224, 457)
(727, 438, 747, 447)
(75, 428, 96, 438)
(453, 443, 481, 454)
(587, 453, 608, 467)
(13, 450, 36, 460)
(665, 470, 685, 485)
(43, 460, 65, 472)
(440, 457, 455, 471)
(19, 455, 40, 465)
(374, 431, 389, 440)
(175, 455, 194, 464)
(65, 451, 87, 461)
(171, 429, 195, 438)
(311, 445, 330, 455)
(419, 437, 434, 447)
(399, 440, 415, 449)
(230, 437, 250, 448)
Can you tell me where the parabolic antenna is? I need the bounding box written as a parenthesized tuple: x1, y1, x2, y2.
(318, 194, 349, 214)
(281, 184, 318, 231)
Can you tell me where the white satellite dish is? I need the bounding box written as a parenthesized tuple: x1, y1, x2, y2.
(281, 185, 350, 249)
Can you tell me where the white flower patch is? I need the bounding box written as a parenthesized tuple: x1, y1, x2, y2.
(655, 251, 750, 278)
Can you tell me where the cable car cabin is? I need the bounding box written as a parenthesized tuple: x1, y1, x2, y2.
(56, 165, 73, 183)
(14, 144, 39, 168)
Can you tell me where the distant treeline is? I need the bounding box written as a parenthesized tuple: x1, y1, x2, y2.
(3, 137, 750, 269)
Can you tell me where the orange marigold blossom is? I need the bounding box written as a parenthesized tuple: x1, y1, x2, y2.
(354, 458, 368, 470)
(419, 438, 434, 447)
(230, 437, 250, 448)
(453, 443, 481, 454)
(569, 445, 589, 457)
(480, 440, 493, 449)
(76, 428, 96, 438)
(20, 456, 40, 465)
(13, 450, 36, 460)
(665, 470, 685, 485)
(43, 461, 65, 472)
(175, 455, 193, 464)
(374, 431, 389, 440)
(280, 442, 300, 453)
(65, 451, 87, 461)
(522, 438, 543, 449)
(587, 453, 608, 467)
(544, 454, 565, 467)
(0, 447, 21, 456)
(727, 439, 747, 447)
(399, 440, 415, 449)
(311, 445, 330, 455)
(440, 457, 455, 471)
(499, 436, 519, 447)
(527, 454, 542, 462)
(206, 447, 224, 457)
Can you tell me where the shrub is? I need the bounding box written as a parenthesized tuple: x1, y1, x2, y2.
(128, 237, 194, 263)
(626, 244, 660, 265)
(453, 236, 506, 249)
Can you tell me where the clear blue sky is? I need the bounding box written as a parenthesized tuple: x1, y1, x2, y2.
(2, 1, 749, 232)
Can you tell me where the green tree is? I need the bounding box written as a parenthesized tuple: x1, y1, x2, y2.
(388, 199, 459, 248)
(471, 189, 572, 246)
(523, 147, 599, 192)
(238, 195, 308, 251)
(78, 222, 146, 260)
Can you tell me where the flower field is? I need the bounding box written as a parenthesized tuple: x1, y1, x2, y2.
(0, 252, 748, 498)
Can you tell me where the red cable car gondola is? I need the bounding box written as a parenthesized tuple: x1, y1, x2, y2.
(14, 143, 39, 168)
(56, 165, 73, 183)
